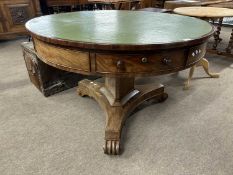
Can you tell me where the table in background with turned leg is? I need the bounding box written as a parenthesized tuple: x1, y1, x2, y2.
(174, 7, 233, 89)
(208, 2, 233, 55)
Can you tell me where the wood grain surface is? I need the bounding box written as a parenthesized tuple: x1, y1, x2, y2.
(33, 38, 206, 76)
(174, 7, 233, 18)
(34, 38, 90, 72)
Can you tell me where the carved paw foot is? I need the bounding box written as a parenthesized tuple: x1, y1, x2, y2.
(77, 88, 86, 97)
(77, 80, 89, 97)
(103, 140, 120, 155)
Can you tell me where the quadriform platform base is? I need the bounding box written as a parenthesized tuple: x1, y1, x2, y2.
(77, 78, 167, 154)
(25, 11, 214, 155)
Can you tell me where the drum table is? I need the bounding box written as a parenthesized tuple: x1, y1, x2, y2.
(26, 11, 214, 155)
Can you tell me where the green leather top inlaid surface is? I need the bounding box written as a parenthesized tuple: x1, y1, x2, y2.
(26, 11, 213, 45)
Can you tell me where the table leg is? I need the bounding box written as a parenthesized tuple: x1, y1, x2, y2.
(197, 58, 220, 78)
(184, 58, 220, 90)
(110, 3, 116, 9)
(118, 2, 122, 10)
(183, 65, 196, 90)
(212, 17, 223, 50)
(77, 77, 168, 155)
(226, 28, 233, 54)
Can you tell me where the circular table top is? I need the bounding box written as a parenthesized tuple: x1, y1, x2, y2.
(174, 7, 233, 18)
(26, 10, 214, 51)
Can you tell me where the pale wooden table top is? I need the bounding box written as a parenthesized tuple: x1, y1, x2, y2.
(174, 7, 233, 18)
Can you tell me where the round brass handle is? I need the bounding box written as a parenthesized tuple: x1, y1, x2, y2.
(162, 58, 172, 65)
(141, 57, 148, 63)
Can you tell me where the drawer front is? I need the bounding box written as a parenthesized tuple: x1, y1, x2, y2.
(95, 49, 187, 74)
(34, 38, 90, 72)
(187, 43, 206, 66)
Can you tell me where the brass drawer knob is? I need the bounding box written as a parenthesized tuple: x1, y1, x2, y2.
(141, 57, 148, 63)
(162, 58, 172, 65)
(192, 49, 202, 57)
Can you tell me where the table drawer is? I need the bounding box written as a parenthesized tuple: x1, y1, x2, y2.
(187, 43, 207, 66)
(95, 49, 187, 74)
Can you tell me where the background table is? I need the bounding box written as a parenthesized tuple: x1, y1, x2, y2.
(174, 7, 233, 89)
(26, 11, 214, 155)
(174, 7, 233, 52)
(164, 0, 233, 10)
